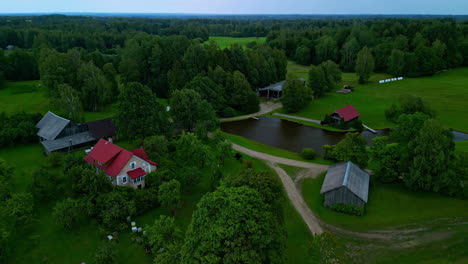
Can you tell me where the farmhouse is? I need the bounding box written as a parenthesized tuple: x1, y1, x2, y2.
(36, 111, 117, 155)
(84, 139, 158, 189)
(320, 161, 370, 209)
(330, 104, 360, 124)
(257, 78, 306, 98)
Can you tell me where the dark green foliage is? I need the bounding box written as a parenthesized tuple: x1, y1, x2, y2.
(175, 133, 213, 168)
(0, 112, 42, 147)
(183, 75, 225, 113)
(115, 82, 170, 140)
(391, 113, 430, 143)
(94, 242, 117, 264)
(143, 135, 169, 160)
(158, 179, 182, 215)
(315, 36, 338, 64)
(30, 166, 63, 201)
(387, 49, 406, 77)
(181, 186, 286, 264)
(385, 95, 435, 122)
(52, 198, 84, 230)
(301, 148, 317, 160)
(405, 120, 455, 193)
(225, 71, 259, 114)
(0, 160, 14, 202)
(340, 38, 360, 72)
(220, 107, 237, 118)
(322, 145, 335, 161)
(369, 137, 405, 183)
(144, 215, 182, 259)
(282, 78, 312, 113)
(330, 203, 364, 216)
(55, 83, 83, 122)
(69, 165, 112, 198)
(355, 46, 375, 84)
(5, 49, 39, 81)
(331, 133, 368, 167)
(4, 192, 34, 224)
(308, 65, 327, 98)
(46, 152, 64, 168)
(320, 60, 342, 92)
(95, 190, 137, 230)
(170, 89, 218, 132)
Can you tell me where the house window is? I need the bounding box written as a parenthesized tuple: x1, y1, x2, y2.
(142, 176, 145, 181)
(137, 177, 141, 182)
(122, 176, 127, 184)
(130, 162, 136, 169)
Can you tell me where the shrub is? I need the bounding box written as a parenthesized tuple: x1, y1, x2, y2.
(350, 119, 363, 131)
(242, 160, 253, 168)
(322, 145, 335, 160)
(330, 203, 364, 216)
(300, 148, 316, 160)
(221, 107, 237, 118)
(47, 152, 63, 167)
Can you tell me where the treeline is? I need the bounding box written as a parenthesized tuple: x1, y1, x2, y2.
(267, 19, 468, 76)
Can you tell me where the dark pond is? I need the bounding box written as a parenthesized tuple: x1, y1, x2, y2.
(221, 117, 389, 155)
(221, 117, 468, 156)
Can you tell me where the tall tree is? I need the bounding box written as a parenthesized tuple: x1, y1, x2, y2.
(387, 49, 406, 77)
(331, 133, 368, 167)
(315, 36, 338, 64)
(55, 83, 83, 122)
(159, 179, 182, 216)
(77, 61, 111, 111)
(170, 89, 218, 132)
(115, 82, 170, 140)
(355, 46, 375, 84)
(181, 186, 286, 264)
(281, 78, 312, 113)
(308, 65, 327, 98)
(340, 38, 360, 72)
(320, 60, 342, 92)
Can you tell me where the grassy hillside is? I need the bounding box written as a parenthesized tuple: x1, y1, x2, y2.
(286, 61, 468, 132)
(207, 36, 266, 49)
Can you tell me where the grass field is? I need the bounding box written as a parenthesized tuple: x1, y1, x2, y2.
(285, 61, 468, 132)
(207, 36, 266, 49)
(455, 141, 468, 152)
(301, 174, 468, 231)
(223, 132, 334, 165)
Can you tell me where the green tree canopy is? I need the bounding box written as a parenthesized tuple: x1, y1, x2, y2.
(158, 179, 182, 215)
(115, 82, 170, 140)
(355, 46, 375, 84)
(331, 133, 368, 167)
(181, 186, 286, 264)
(308, 65, 327, 98)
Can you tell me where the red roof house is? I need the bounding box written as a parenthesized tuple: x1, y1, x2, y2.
(85, 139, 158, 189)
(332, 105, 360, 123)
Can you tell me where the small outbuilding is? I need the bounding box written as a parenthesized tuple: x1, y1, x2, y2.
(330, 104, 360, 124)
(320, 161, 370, 209)
(257, 78, 306, 98)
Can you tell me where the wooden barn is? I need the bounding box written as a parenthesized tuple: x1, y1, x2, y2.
(320, 161, 370, 209)
(330, 104, 360, 124)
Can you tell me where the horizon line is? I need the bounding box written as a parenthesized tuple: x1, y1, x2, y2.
(0, 12, 466, 16)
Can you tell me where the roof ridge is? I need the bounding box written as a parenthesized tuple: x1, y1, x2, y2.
(342, 161, 352, 186)
(47, 111, 71, 123)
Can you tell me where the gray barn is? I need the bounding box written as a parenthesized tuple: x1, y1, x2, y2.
(320, 161, 370, 208)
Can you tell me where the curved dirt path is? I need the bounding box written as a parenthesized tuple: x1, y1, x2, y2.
(269, 162, 323, 234)
(231, 142, 327, 234)
(231, 143, 329, 170)
(220, 101, 282, 122)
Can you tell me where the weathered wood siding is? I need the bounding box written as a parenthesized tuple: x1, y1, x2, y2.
(324, 186, 365, 208)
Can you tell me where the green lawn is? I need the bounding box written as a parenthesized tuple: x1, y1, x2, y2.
(0, 80, 49, 113)
(301, 174, 468, 231)
(223, 132, 333, 165)
(285, 61, 468, 132)
(278, 164, 306, 181)
(206, 36, 266, 49)
(455, 141, 468, 153)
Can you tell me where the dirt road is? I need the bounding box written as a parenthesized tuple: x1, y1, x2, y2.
(220, 101, 282, 122)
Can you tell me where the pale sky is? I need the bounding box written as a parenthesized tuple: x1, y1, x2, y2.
(3, 0, 468, 15)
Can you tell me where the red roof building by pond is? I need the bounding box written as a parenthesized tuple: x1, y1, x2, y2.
(332, 105, 360, 123)
(84, 139, 158, 189)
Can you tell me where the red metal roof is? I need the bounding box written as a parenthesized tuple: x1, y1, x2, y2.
(335, 105, 360, 122)
(132, 147, 159, 166)
(84, 139, 133, 177)
(127, 168, 146, 179)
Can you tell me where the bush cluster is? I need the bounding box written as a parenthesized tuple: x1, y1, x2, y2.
(330, 203, 364, 216)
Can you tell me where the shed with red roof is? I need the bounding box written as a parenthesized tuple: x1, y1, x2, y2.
(330, 105, 360, 123)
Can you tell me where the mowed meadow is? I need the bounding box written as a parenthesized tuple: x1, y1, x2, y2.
(285, 61, 468, 132)
(206, 36, 266, 48)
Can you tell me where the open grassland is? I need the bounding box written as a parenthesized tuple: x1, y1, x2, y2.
(286, 61, 468, 132)
(455, 141, 468, 152)
(207, 36, 266, 49)
(301, 174, 468, 231)
(0, 141, 312, 264)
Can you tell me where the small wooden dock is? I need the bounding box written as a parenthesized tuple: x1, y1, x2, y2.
(362, 124, 377, 134)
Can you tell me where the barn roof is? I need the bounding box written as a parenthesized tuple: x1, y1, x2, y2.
(320, 161, 370, 203)
(36, 112, 71, 140)
(334, 105, 360, 122)
(257, 78, 306, 92)
(85, 118, 117, 139)
(41, 131, 95, 152)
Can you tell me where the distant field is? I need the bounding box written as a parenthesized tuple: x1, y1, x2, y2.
(285, 62, 468, 132)
(207, 36, 266, 49)
(455, 141, 468, 152)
